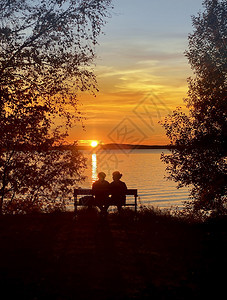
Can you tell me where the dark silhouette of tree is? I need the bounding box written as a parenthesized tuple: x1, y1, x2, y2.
(162, 0, 227, 216)
(0, 106, 87, 214)
(0, 0, 112, 214)
(0, 0, 112, 124)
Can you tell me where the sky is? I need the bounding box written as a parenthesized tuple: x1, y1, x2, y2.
(68, 0, 205, 146)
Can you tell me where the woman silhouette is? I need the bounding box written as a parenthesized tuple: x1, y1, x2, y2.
(110, 171, 127, 212)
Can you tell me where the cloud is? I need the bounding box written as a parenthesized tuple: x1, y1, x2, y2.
(68, 0, 204, 144)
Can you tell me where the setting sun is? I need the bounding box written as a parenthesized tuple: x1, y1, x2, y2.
(90, 140, 99, 148)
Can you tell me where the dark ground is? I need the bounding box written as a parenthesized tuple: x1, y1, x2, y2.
(0, 209, 226, 300)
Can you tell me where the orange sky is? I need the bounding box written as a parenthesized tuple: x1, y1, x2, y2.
(67, 0, 204, 146)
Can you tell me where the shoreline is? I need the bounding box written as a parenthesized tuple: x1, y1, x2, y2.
(76, 143, 173, 151)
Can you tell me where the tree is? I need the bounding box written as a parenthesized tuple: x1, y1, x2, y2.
(0, 0, 113, 124)
(0, 105, 87, 214)
(161, 0, 227, 216)
(0, 0, 113, 214)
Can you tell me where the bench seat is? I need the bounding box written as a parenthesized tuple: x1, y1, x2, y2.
(74, 188, 138, 213)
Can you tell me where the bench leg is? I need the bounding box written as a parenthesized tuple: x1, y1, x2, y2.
(135, 196, 137, 212)
(74, 195, 78, 216)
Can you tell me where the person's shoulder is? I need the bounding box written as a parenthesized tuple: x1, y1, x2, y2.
(120, 180, 126, 185)
(109, 181, 115, 189)
(110, 181, 117, 186)
(92, 180, 99, 187)
(120, 181, 127, 188)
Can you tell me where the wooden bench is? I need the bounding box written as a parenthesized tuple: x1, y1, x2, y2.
(74, 188, 138, 214)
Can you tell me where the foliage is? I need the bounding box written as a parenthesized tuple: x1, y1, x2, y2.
(161, 0, 227, 216)
(0, 102, 87, 214)
(0, 0, 112, 214)
(1, 147, 86, 214)
(0, 0, 113, 125)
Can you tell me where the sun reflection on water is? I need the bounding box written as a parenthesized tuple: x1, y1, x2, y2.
(91, 153, 97, 183)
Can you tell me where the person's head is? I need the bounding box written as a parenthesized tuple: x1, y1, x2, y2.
(98, 172, 106, 181)
(112, 171, 122, 181)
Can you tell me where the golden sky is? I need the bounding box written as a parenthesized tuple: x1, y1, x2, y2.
(67, 0, 204, 146)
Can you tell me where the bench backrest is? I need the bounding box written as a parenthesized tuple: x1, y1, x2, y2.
(74, 188, 138, 197)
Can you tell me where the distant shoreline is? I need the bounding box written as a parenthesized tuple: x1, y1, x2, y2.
(76, 143, 173, 150)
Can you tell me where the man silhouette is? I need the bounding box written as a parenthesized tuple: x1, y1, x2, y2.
(92, 172, 110, 215)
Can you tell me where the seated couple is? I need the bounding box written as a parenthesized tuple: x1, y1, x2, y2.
(92, 171, 127, 214)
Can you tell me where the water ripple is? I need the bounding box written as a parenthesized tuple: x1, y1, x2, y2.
(79, 149, 190, 210)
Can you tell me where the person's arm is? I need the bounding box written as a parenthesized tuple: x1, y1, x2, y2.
(123, 182, 127, 193)
(109, 182, 113, 193)
(107, 182, 111, 195)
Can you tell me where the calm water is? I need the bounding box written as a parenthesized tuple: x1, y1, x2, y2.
(76, 149, 190, 210)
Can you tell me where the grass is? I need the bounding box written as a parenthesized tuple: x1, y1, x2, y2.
(0, 207, 226, 299)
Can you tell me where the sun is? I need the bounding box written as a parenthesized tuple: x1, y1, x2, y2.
(90, 140, 99, 148)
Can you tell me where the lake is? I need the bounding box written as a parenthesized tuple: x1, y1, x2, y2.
(76, 149, 190, 210)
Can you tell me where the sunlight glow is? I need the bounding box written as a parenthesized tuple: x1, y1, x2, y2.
(90, 140, 99, 148)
